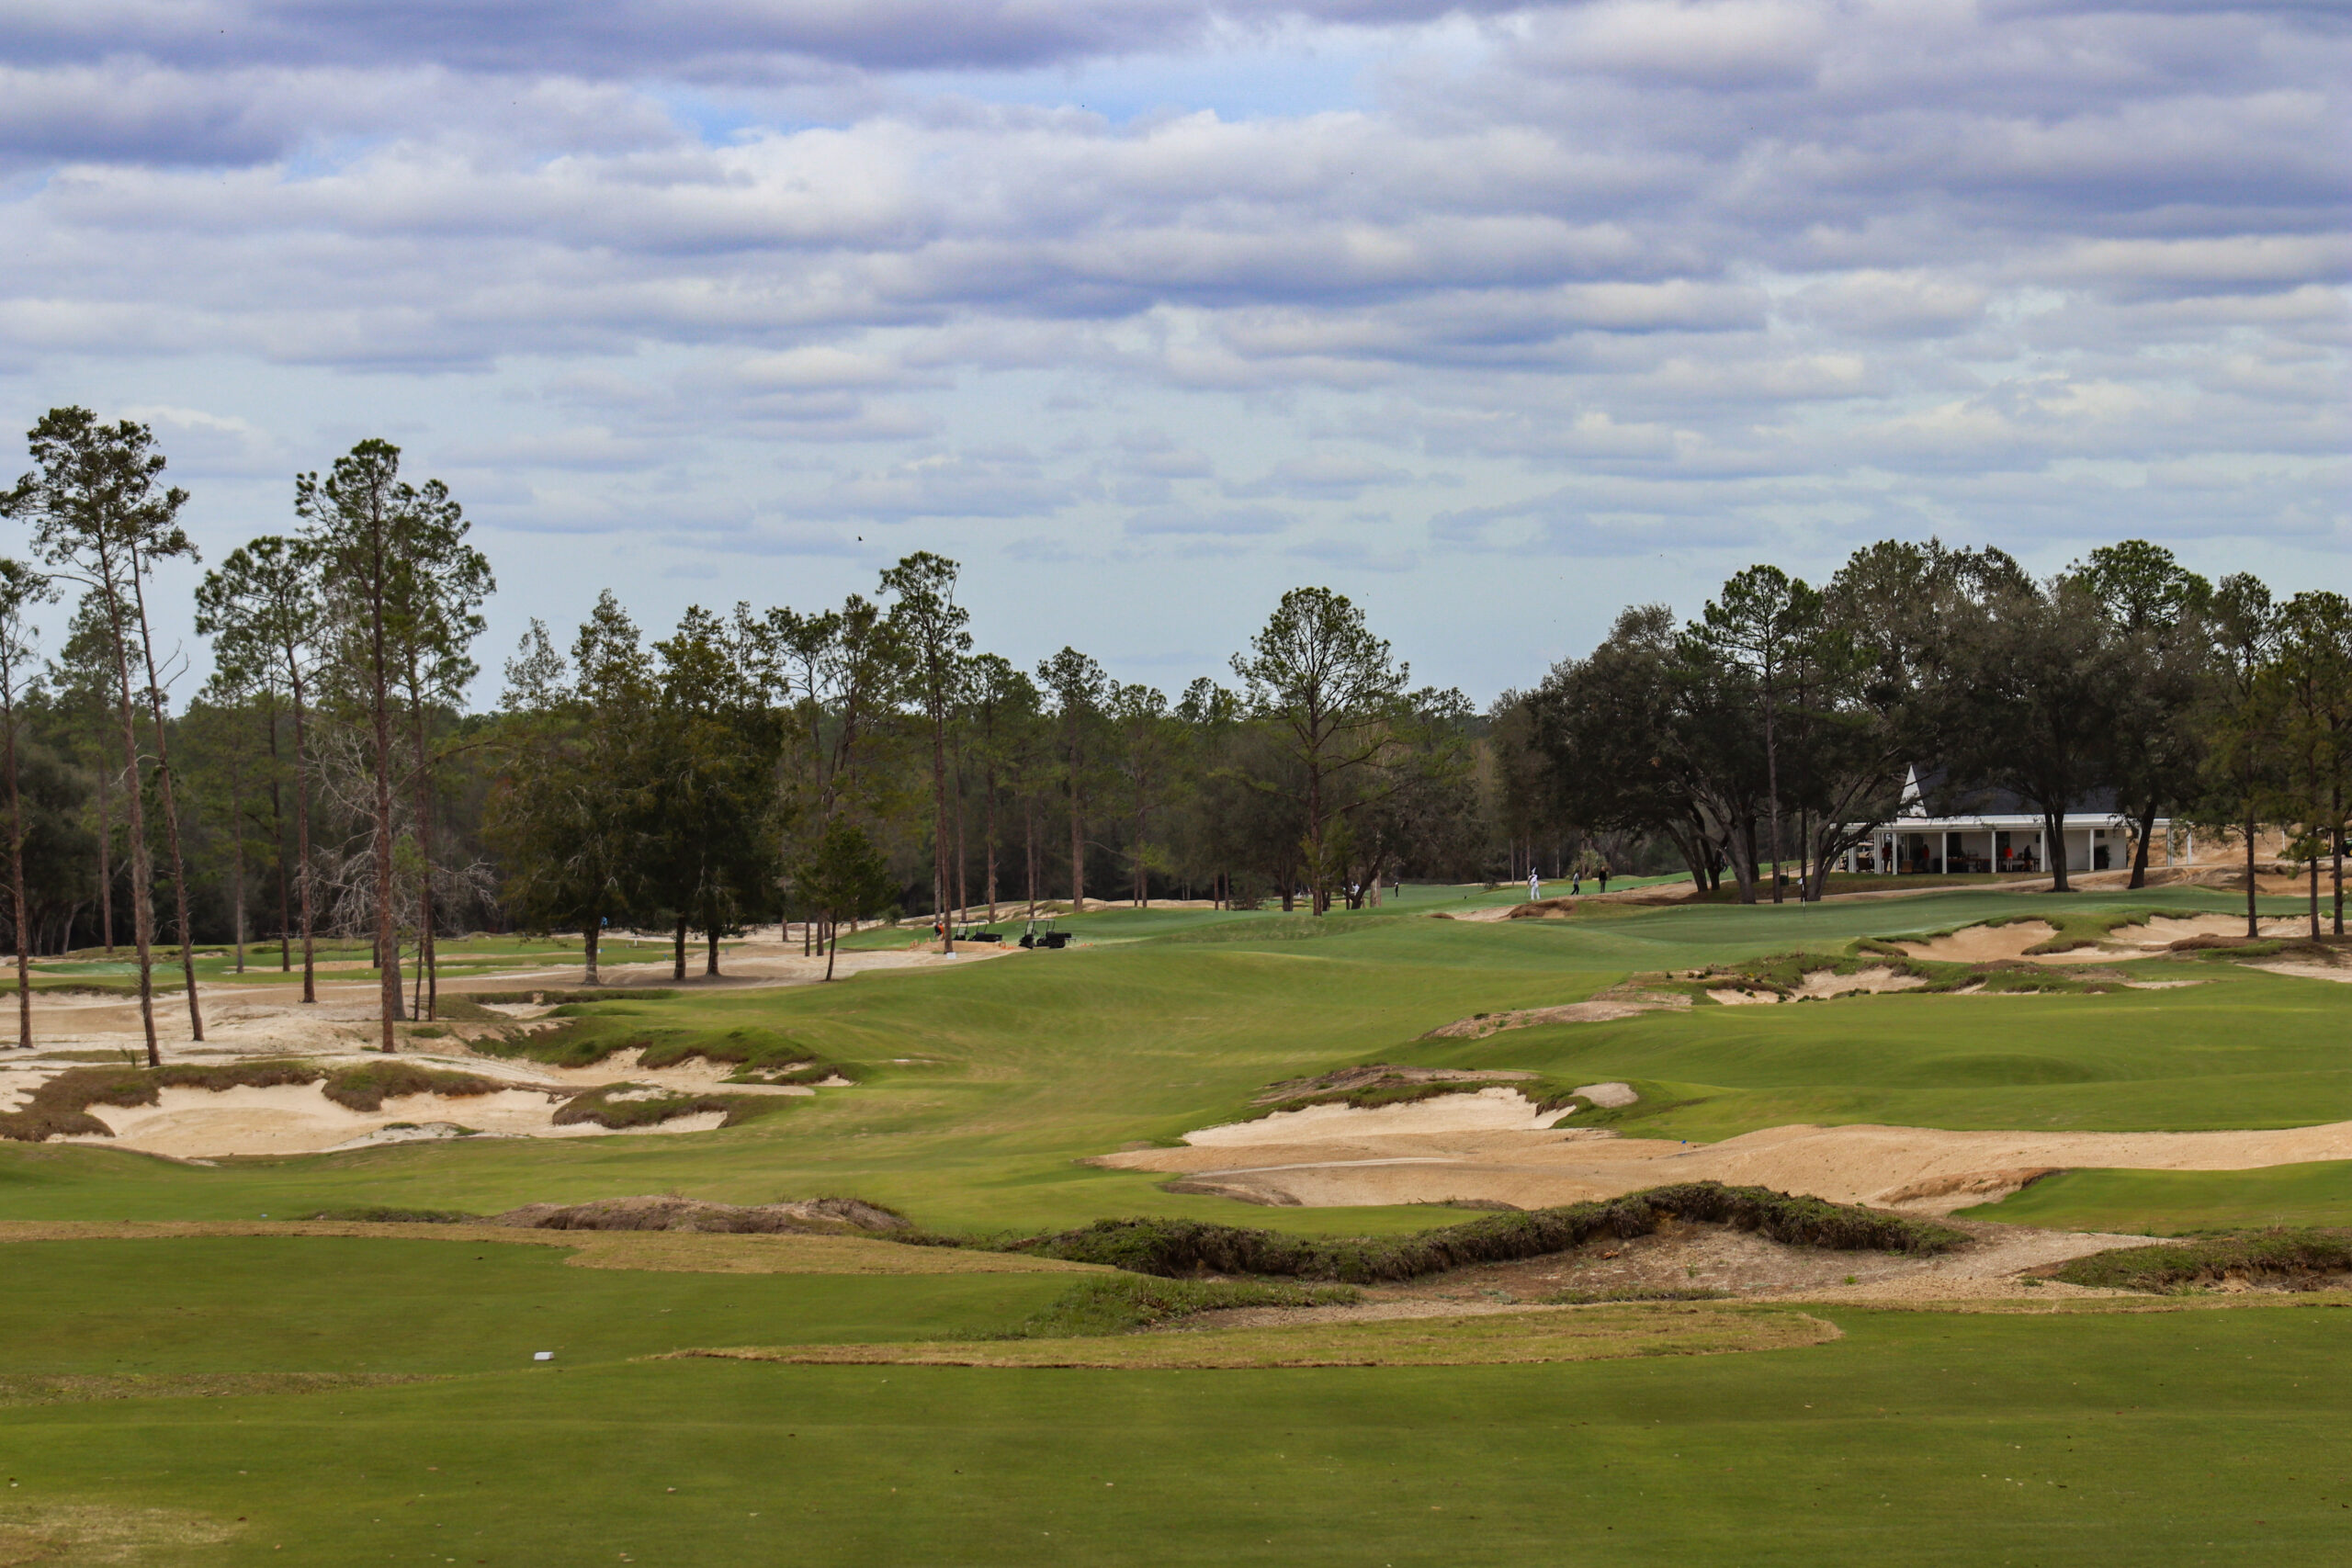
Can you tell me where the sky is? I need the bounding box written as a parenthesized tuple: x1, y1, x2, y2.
(1, 0, 2345, 706)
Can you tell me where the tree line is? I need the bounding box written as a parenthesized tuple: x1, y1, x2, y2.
(2, 408, 2344, 1056)
(1490, 538, 2349, 935)
(0, 410, 1488, 1050)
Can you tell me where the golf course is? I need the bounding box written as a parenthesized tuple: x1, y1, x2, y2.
(3, 879, 2348, 1565)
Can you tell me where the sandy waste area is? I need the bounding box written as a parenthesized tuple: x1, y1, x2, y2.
(1100, 1088, 2352, 1215)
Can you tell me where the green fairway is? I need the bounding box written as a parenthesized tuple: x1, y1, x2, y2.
(0, 886, 2332, 1234)
(5, 1286, 2348, 1565)
(1963, 1161, 2352, 1234)
(3, 886, 2346, 1565)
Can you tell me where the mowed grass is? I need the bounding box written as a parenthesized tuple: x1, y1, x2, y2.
(1964, 1161, 2352, 1234)
(0, 1237, 1078, 1377)
(3, 1290, 2348, 1565)
(0, 886, 2331, 1235)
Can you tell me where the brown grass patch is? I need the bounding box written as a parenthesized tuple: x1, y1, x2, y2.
(0, 1371, 439, 1409)
(0, 1504, 237, 1566)
(671, 1302, 1837, 1369)
(0, 1220, 1102, 1276)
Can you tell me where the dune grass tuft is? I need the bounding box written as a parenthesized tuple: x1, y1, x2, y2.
(2052, 1229, 2352, 1293)
(954, 1182, 1962, 1283)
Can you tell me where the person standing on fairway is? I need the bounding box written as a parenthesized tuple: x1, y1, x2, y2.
(1528, 869, 1541, 903)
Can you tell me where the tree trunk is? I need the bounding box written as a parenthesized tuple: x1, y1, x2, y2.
(984, 766, 999, 922)
(705, 922, 720, 977)
(673, 915, 687, 981)
(2245, 810, 2258, 938)
(228, 756, 245, 975)
(411, 698, 438, 1021)
(368, 643, 401, 1048)
(583, 924, 600, 986)
(97, 583, 160, 1066)
(2046, 808, 2071, 894)
(95, 764, 113, 955)
(2335, 821, 2345, 939)
(267, 715, 290, 972)
(2311, 850, 2322, 941)
(288, 673, 317, 1005)
(2128, 802, 2158, 891)
(130, 564, 203, 1042)
(5, 689, 30, 1048)
(823, 918, 837, 981)
(1068, 731, 1084, 914)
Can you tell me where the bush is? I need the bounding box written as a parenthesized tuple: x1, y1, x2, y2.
(979, 1182, 1962, 1283)
(2052, 1229, 2352, 1293)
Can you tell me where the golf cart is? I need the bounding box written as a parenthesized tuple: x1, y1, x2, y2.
(1019, 918, 1071, 950)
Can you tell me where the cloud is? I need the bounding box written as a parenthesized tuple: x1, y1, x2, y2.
(0, 0, 2342, 702)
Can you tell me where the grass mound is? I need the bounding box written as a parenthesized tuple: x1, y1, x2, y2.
(549, 1084, 791, 1130)
(977, 1182, 1962, 1283)
(2052, 1229, 2352, 1293)
(0, 1060, 514, 1142)
(1008, 1275, 1360, 1337)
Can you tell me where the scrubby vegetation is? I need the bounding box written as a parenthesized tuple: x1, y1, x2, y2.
(968, 1183, 1962, 1283)
(2052, 1229, 2352, 1293)
(1004, 1275, 1360, 1337)
(1534, 1285, 1736, 1304)
(0, 1060, 513, 1142)
(303, 1205, 484, 1224)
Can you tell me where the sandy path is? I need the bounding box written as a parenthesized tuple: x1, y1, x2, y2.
(1096, 1104, 2352, 1213)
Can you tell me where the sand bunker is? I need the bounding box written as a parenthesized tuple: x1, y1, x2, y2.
(1100, 1116, 2352, 1214)
(1705, 966, 1928, 1004)
(1895, 915, 2309, 966)
(1184, 1088, 1575, 1146)
(1424, 994, 1687, 1038)
(62, 1080, 736, 1158)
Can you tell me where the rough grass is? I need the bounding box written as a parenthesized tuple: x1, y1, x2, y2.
(966, 1183, 1962, 1283)
(302, 1204, 483, 1224)
(0, 1059, 515, 1141)
(2052, 1229, 2352, 1293)
(0, 1370, 439, 1408)
(1534, 1284, 1737, 1304)
(672, 1301, 1835, 1369)
(1004, 1274, 1360, 1337)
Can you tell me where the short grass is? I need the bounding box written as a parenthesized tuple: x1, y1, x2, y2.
(0, 1236, 1077, 1376)
(1962, 1162, 2352, 1234)
(3, 1289, 2348, 1564)
(682, 1300, 1831, 1367)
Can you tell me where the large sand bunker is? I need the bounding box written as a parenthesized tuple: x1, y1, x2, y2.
(64, 1081, 727, 1158)
(1098, 1103, 2352, 1214)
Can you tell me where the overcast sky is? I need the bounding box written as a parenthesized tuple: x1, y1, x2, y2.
(2, 0, 2344, 705)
